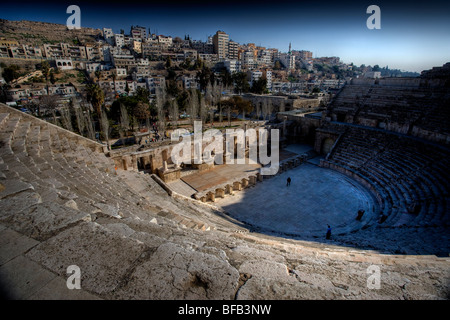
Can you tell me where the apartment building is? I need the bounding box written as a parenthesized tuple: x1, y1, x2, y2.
(0, 39, 19, 47)
(142, 43, 162, 58)
(131, 26, 148, 40)
(145, 75, 166, 94)
(111, 54, 136, 70)
(0, 46, 9, 58)
(183, 49, 198, 60)
(279, 53, 295, 70)
(131, 65, 150, 81)
(223, 59, 241, 74)
(132, 39, 142, 54)
(257, 49, 273, 66)
(198, 53, 218, 64)
(241, 51, 257, 70)
(213, 31, 229, 59)
(247, 69, 263, 86)
(103, 28, 115, 45)
(48, 84, 77, 96)
(264, 69, 273, 90)
(0, 44, 43, 59)
(228, 41, 239, 60)
(191, 40, 213, 54)
(115, 34, 125, 47)
(85, 45, 102, 61)
(295, 50, 313, 60)
(43, 43, 88, 60)
(157, 35, 173, 46)
(182, 75, 199, 89)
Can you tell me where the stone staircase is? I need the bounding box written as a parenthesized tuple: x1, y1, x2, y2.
(0, 104, 449, 300)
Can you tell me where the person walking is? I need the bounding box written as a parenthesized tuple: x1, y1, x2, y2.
(286, 177, 291, 187)
(326, 225, 332, 239)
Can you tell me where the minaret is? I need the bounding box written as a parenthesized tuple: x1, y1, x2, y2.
(288, 42, 291, 55)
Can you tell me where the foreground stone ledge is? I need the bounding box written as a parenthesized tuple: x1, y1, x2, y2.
(25, 221, 148, 295)
(0, 202, 91, 241)
(112, 242, 240, 300)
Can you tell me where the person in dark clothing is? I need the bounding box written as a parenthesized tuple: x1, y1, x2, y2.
(286, 177, 291, 187)
(326, 225, 332, 239)
(356, 209, 365, 221)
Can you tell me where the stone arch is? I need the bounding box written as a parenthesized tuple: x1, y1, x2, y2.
(321, 137, 335, 155)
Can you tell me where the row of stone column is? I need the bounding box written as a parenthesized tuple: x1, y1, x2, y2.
(196, 154, 308, 203)
(198, 174, 261, 203)
(277, 155, 305, 174)
(198, 155, 306, 202)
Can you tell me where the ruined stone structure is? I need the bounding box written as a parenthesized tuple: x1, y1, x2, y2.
(324, 71, 450, 145)
(312, 65, 450, 258)
(242, 93, 322, 113)
(0, 63, 449, 300)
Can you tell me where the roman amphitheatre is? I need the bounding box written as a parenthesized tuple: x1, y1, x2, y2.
(0, 64, 449, 300)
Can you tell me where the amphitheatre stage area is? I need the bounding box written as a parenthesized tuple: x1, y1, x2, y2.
(216, 159, 376, 239)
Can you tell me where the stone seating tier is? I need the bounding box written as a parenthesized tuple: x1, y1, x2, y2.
(1, 105, 449, 300)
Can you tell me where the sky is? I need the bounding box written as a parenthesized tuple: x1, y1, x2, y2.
(1, 0, 449, 73)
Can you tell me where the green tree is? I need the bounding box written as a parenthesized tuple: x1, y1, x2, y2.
(250, 78, 267, 94)
(95, 70, 101, 82)
(86, 83, 105, 117)
(111, 72, 117, 97)
(193, 56, 204, 70)
(166, 81, 179, 97)
(41, 61, 51, 95)
(1, 64, 21, 83)
(232, 72, 250, 94)
(50, 70, 56, 85)
(221, 96, 252, 126)
(135, 87, 150, 103)
(134, 101, 151, 129)
(196, 66, 212, 92)
(219, 68, 233, 88)
(165, 56, 172, 69)
(273, 60, 282, 70)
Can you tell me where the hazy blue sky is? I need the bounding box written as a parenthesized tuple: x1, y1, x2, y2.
(1, 0, 449, 72)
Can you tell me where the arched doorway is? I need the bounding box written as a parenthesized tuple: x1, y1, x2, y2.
(321, 138, 335, 155)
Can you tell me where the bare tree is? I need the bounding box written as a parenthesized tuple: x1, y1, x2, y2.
(212, 83, 223, 125)
(60, 106, 73, 132)
(199, 94, 207, 125)
(279, 99, 285, 113)
(134, 101, 150, 130)
(155, 87, 166, 134)
(84, 104, 96, 141)
(169, 97, 179, 129)
(188, 88, 198, 127)
(266, 99, 273, 121)
(39, 94, 60, 124)
(120, 103, 130, 146)
(100, 109, 111, 150)
(255, 99, 262, 120)
(74, 104, 85, 136)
